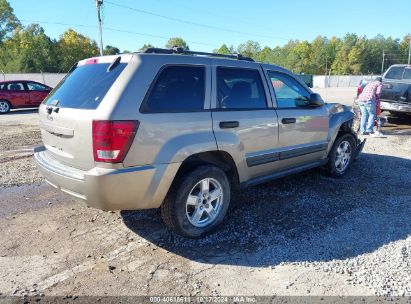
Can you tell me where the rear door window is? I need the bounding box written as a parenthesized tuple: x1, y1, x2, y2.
(217, 67, 267, 109)
(402, 68, 411, 80)
(385, 66, 405, 80)
(141, 65, 205, 113)
(43, 62, 126, 109)
(8, 82, 25, 91)
(27, 82, 49, 91)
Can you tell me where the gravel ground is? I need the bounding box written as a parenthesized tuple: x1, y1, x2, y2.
(0, 111, 410, 297)
(0, 124, 43, 187)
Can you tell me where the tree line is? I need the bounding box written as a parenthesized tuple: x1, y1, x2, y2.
(0, 0, 409, 75)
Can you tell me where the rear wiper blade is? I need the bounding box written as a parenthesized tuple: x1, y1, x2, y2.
(50, 99, 60, 106)
(68, 63, 78, 73)
(107, 56, 121, 72)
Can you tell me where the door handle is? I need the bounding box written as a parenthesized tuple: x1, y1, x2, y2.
(219, 121, 239, 129)
(282, 118, 296, 124)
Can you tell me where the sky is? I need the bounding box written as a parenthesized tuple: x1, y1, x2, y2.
(9, 0, 411, 52)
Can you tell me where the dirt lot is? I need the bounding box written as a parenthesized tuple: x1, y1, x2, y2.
(0, 106, 410, 298)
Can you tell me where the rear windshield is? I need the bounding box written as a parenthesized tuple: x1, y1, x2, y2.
(43, 62, 126, 109)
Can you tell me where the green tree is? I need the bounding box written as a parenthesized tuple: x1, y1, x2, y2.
(103, 45, 120, 55)
(290, 40, 312, 73)
(139, 43, 155, 51)
(399, 34, 410, 63)
(309, 36, 328, 74)
(347, 38, 366, 75)
(165, 37, 189, 50)
(0, 0, 20, 42)
(56, 28, 99, 72)
(237, 40, 261, 59)
(256, 46, 273, 63)
(214, 44, 231, 55)
(331, 33, 360, 74)
(326, 36, 341, 73)
(0, 24, 56, 72)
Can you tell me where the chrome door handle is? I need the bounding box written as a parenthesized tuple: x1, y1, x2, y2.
(219, 121, 239, 128)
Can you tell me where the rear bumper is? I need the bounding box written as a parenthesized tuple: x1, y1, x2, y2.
(380, 101, 411, 113)
(34, 149, 179, 211)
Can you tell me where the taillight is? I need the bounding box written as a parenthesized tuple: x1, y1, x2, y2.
(92, 120, 139, 163)
(357, 86, 361, 94)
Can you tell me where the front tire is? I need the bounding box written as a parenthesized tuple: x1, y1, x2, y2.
(0, 100, 11, 114)
(161, 165, 230, 238)
(326, 133, 356, 177)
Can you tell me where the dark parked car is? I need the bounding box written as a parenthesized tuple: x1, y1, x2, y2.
(380, 64, 411, 115)
(0, 80, 52, 114)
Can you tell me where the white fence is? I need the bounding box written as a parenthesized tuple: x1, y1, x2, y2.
(0, 73, 66, 88)
(313, 75, 378, 88)
(1, 73, 379, 89)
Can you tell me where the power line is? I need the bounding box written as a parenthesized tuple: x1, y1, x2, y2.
(19, 19, 219, 48)
(20, 19, 96, 29)
(103, 27, 218, 48)
(104, 1, 291, 41)
(152, 0, 294, 37)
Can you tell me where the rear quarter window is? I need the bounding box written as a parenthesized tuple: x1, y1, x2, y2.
(43, 62, 126, 109)
(385, 66, 405, 80)
(402, 68, 411, 80)
(141, 65, 205, 113)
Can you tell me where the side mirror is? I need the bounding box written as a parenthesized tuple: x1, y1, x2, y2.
(309, 93, 324, 107)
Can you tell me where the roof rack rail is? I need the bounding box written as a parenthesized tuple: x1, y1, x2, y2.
(143, 47, 254, 62)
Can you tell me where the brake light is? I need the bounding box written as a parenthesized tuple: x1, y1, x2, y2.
(92, 120, 139, 163)
(85, 58, 99, 65)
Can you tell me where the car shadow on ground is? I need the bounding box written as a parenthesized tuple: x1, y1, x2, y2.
(121, 152, 411, 267)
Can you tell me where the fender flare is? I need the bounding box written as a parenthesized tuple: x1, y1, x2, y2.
(327, 110, 356, 154)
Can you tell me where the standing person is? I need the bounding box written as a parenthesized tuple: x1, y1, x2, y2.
(356, 77, 382, 135)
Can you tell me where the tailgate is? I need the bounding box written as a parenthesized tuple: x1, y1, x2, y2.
(39, 107, 95, 170)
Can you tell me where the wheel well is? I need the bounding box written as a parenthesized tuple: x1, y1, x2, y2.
(175, 151, 239, 187)
(337, 120, 355, 137)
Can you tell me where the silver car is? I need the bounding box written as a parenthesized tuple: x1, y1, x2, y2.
(34, 48, 365, 238)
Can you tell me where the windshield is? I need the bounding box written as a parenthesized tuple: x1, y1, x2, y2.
(43, 63, 126, 109)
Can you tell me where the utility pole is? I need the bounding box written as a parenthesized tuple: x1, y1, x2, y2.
(381, 50, 385, 74)
(408, 33, 411, 64)
(96, 0, 104, 56)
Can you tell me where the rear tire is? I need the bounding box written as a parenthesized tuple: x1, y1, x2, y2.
(326, 133, 356, 177)
(0, 100, 11, 114)
(161, 165, 230, 238)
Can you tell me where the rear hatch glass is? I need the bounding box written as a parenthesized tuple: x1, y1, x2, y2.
(40, 58, 128, 170)
(43, 62, 127, 109)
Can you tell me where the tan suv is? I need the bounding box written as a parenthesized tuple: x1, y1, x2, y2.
(34, 48, 365, 238)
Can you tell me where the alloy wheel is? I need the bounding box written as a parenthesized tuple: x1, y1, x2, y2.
(185, 178, 224, 228)
(335, 140, 352, 173)
(0, 101, 10, 113)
